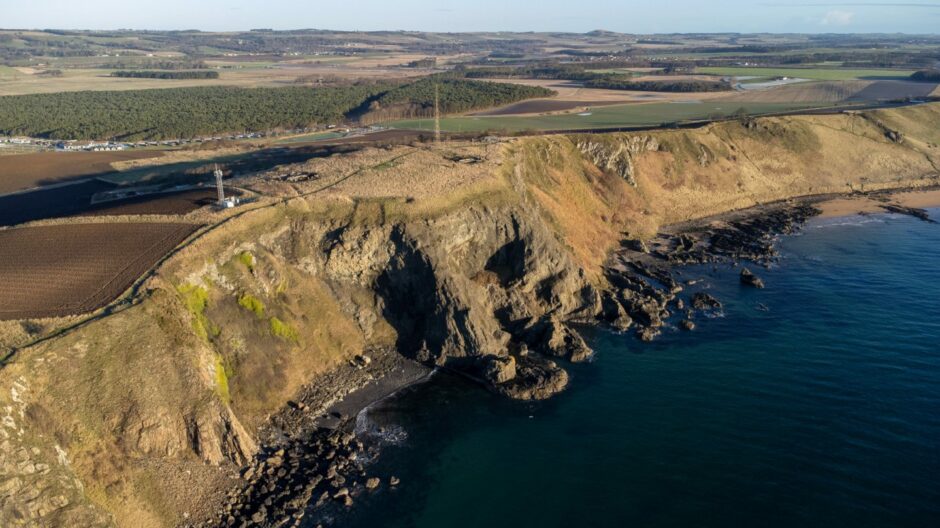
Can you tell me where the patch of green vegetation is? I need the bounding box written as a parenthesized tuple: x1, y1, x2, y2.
(269, 316, 299, 343)
(237, 293, 266, 318)
(213, 353, 231, 404)
(176, 283, 218, 341)
(238, 251, 255, 273)
(696, 66, 915, 81)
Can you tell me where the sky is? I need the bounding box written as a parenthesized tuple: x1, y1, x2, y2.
(1, 0, 938, 34)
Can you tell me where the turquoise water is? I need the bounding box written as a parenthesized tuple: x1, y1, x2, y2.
(336, 210, 940, 528)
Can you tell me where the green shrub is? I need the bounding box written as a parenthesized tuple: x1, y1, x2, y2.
(213, 353, 231, 404)
(176, 283, 217, 341)
(237, 293, 265, 318)
(238, 251, 255, 273)
(269, 317, 299, 342)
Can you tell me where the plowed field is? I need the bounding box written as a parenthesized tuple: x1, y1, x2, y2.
(0, 222, 199, 319)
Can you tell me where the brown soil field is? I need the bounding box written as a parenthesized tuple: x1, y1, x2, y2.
(0, 184, 227, 226)
(847, 80, 938, 101)
(0, 150, 164, 195)
(78, 188, 223, 217)
(724, 80, 939, 104)
(722, 81, 872, 103)
(0, 222, 199, 320)
(0, 179, 118, 226)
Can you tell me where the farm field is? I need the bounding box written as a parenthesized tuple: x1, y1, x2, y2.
(723, 79, 939, 103)
(0, 222, 199, 319)
(0, 180, 118, 226)
(390, 101, 826, 133)
(696, 66, 916, 81)
(0, 56, 430, 96)
(489, 78, 728, 104)
(473, 99, 628, 116)
(0, 150, 164, 194)
(77, 188, 223, 217)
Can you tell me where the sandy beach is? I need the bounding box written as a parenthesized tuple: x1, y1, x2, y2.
(816, 188, 940, 218)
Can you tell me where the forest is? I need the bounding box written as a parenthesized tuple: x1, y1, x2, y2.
(0, 79, 553, 140)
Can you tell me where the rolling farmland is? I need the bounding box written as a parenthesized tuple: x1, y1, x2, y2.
(0, 222, 199, 319)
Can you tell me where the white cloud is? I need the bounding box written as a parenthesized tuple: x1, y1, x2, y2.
(820, 9, 855, 25)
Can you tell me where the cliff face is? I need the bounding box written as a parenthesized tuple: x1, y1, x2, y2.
(1, 103, 938, 527)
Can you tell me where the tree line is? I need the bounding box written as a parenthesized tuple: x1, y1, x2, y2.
(584, 78, 732, 92)
(111, 70, 220, 79)
(911, 70, 940, 82)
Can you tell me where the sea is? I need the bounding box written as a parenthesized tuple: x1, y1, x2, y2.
(325, 209, 940, 528)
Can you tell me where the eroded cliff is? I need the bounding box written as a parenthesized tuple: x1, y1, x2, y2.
(2, 103, 939, 527)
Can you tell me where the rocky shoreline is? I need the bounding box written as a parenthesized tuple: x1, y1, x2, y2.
(193, 349, 430, 528)
(196, 188, 937, 528)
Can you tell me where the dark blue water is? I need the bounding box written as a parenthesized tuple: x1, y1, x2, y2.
(339, 210, 940, 528)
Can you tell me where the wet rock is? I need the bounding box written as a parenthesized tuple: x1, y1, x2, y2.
(638, 327, 661, 342)
(739, 268, 765, 288)
(691, 292, 722, 311)
(333, 488, 349, 500)
(389, 476, 400, 487)
(880, 204, 935, 223)
(365, 477, 381, 490)
(679, 320, 695, 331)
(601, 293, 633, 331)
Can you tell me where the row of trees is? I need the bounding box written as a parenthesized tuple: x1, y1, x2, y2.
(0, 79, 554, 140)
(911, 70, 940, 82)
(111, 70, 220, 79)
(584, 78, 732, 92)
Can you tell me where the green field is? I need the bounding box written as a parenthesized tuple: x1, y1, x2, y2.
(389, 101, 831, 133)
(697, 66, 915, 81)
(0, 65, 21, 79)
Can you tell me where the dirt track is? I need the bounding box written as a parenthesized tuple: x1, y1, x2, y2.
(0, 222, 199, 320)
(0, 150, 164, 195)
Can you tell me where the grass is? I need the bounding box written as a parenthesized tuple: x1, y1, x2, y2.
(0, 65, 21, 79)
(213, 353, 231, 404)
(389, 101, 828, 133)
(696, 66, 916, 81)
(237, 293, 265, 318)
(269, 316, 299, 342)
(176, 283, 216, 341)
(238, 251, 255, 273)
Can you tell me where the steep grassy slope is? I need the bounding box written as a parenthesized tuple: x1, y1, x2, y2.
(1, 104, 938, 527)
